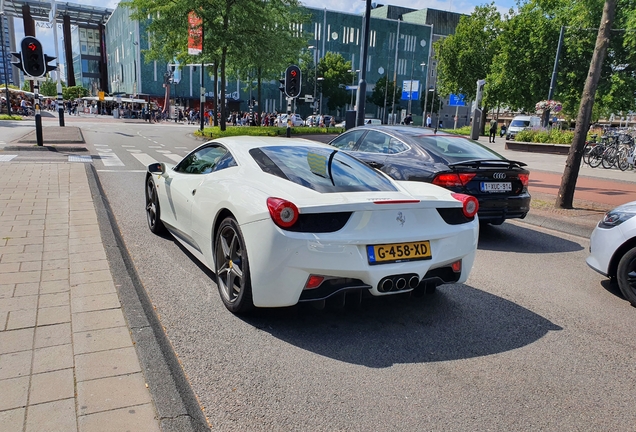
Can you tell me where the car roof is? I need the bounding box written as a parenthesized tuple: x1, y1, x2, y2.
(347, 125, 456, 137)
(204, 135, 330, 151)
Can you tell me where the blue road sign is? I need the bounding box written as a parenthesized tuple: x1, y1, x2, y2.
(449, 94, 466, 106)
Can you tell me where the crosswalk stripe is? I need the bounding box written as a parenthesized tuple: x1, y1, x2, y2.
(131, 152, 159, 167)
(97, 149, 124, 167)
(164, 153, 183, 163)
(0, 155, 18, 162)
(68, 155, 92, 163)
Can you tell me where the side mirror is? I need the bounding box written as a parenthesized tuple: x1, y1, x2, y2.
(148, 162, 166, 175)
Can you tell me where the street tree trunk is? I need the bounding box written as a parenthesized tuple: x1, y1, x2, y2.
(556, 0, 617, 208)
(213, 62, 219, 127)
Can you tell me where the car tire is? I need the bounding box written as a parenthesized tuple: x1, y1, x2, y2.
(145, 176, 166, 235)
(214, 217, 254, 314)
(616, 247, 636, 307)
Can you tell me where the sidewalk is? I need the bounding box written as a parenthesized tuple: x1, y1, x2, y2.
(0, 163, 161, 431)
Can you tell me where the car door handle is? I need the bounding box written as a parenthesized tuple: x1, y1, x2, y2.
(367, 161, 383, 168)
(192, 189, 196, 196)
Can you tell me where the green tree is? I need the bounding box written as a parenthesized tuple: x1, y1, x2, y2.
(318, 52, 352, 112)
(63, 86, 88, 100)
(367, 75, 400, 119)
(21, 81, 30, 91)
(39, 78, 66, 97)
(435, 3, 502, 132)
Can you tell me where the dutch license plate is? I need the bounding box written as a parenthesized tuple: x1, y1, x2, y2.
(367, 241, 432, 265)
(481, 182, 512, 192)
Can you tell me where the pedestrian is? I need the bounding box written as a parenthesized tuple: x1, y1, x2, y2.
(489, 118, 497, 143)
(426, 114, 432, 128)
(330, 116, 335, 128)
(404, 113, 413, 125)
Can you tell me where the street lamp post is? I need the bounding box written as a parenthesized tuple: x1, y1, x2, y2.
(347, 69, 360, 109)
(309, 45, 318, 115)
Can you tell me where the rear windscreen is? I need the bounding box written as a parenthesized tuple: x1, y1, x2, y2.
(408, 135, 506, 163)
(249, 146, 398, 193)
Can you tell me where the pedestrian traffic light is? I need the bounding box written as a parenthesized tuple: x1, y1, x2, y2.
(278, 78, 285, 94)
(20, 36, 46, 78)
(285, 65, 301, 98)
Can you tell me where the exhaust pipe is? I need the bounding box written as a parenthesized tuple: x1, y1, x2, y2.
(379, 278, 393, 293)
(395, 277, 407, 290)
(408, 276, 420, 289)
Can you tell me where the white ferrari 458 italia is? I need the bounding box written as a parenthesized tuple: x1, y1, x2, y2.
(145, 136, 479, 313)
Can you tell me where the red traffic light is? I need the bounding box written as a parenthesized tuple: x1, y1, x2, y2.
(28, 43, 37, 51)
(290, 70, 297, 77)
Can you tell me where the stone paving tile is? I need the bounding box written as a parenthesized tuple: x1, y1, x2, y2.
(29, 368, 75, 405)
(77, 403, 159, 432)
(37, 305, 71, 326)
(0, 245, 26, 254)
(40, 280, 70, 295)
(42, 259, 69, 271)
(70, 270, 113, 287)
(69, 250, 107, 264)
(76, 373, 152, 416)
(20, 261, 43, 272)
(70, 260, 110, 274)
(0, 350, 32, 379)
(1, 271, 41, 285)
(73, 326, 133, 355)
(41, 268, 70, 282)
(71, 293, 120, 314)
(72, 309, 126, 333)
(0, 295, 38, 313)
(25, 398, 77, 432)
(71, 280, 117, 298)
(0, 311, 7, 330)
(0, 328, 34, 354)
(0, 284, 15, 298)
(0, 407, 25, 432)
(6, 308, 37, 330)
(32, 344, 74, 374)
(34, 323, 72, 349)
(13, 283, 39, 297)
(0, 252, 43, 263)
(39, 292, 70, 309)
(0, 376, 29, 410)
(0, 262, 20, 273)
(75, 346, 141, 382)
(42, 241, 67, 253)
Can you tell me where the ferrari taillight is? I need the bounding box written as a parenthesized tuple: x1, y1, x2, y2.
(518, 173, 529, 187)
(267, 197, 299, 229)
(451, 193, 479, 218)
(433, 172, 476, 188)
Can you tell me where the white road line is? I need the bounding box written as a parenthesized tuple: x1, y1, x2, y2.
(127, 149, 142, 153)
(0, 155, 18, 161)
(96, 148, 124, 167)
(156, 150, 171, 153)
(131, 152, 159, 167)
(175, 147, 188, 149)
(122, 145, 136, 148)
(164, 153, 183, 162)
(149, 146, 162, 149)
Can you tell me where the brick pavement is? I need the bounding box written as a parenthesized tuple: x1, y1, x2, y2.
(0, 163, 161, 432)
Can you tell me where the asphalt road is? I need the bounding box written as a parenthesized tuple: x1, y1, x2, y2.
(14, 119, 636, 430)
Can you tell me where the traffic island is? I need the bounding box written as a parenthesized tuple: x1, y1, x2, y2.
(3, 126, 88, 152)
(505, 140, 570, 154)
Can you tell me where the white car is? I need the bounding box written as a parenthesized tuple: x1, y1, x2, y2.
(145, 137, 479, 313)
(276, 113, 304, 127)
(587, 201, 636, 307)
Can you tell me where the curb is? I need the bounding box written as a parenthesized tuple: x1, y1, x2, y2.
(85, 163, 210, 432)
(518, 212, 597, 238)
(2, 145, 88, 152)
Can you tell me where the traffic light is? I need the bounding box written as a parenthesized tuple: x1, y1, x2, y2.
(44, 54, 57, 74)
(21, 36, 46, 78)
(278, 78, 285, 94)
(285, 65, 301, 98)
(11, 52, 23, 73)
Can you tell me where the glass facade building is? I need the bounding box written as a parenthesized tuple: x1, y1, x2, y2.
(71, 25, 104, 95)
(0, 15, 15, 85)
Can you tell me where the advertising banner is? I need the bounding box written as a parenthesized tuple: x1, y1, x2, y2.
(188, 11, 203, 55)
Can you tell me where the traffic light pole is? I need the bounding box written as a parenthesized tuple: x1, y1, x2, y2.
(33, 81, 43, 146)
(51, 13, 64, 126)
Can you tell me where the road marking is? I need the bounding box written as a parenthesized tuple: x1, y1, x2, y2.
(127, 149, 142, 153)
(156, 150, 171, 153)
(68, 155, 92, 163)
(131, 152, 159, 167)
(175, 147, 188, 149)
(164, 153, 183, 162)
(96, 148, 125, 167)
(0, 155, 18, 161)
(149, 146, 162, 149)
(94, 144, 108, 147)
(122, 145, 136, 148)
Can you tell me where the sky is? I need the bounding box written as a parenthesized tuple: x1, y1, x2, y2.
(10, 0, 517, 81)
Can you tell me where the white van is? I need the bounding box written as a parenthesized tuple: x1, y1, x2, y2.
(506, 115, 541, 139)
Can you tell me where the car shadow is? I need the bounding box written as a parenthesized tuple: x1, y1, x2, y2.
(239, 284, 561, 368)
(600, 278, 626, 302)
(478, 222, 584, 253)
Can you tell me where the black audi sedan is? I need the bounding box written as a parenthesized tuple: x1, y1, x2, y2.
(328, 126, 531, 224)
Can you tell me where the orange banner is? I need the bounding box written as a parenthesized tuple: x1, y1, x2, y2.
(188, 11, 203, 55)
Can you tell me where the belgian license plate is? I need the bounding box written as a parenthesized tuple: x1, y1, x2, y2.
(367, 241, 432, 265)
(481, 182, 512, 192)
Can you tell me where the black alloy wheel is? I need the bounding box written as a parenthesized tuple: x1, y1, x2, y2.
(617, 247, 636, 308)
(214, 217, 253, 313)
(145, 176, 166, 234)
